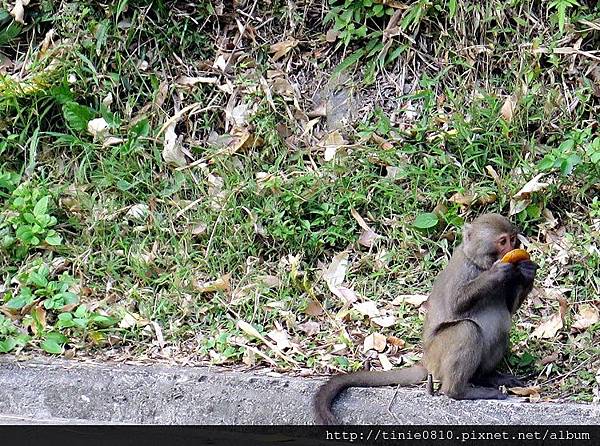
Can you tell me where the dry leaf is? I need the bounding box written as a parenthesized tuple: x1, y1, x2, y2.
(127, 203, 149, 220)
(266, 328, 291, 351)
(353, 300, 380, 318)
(485, 164, 502, 187)
(372, 315, 396, 328)
(270, 39, 299, 61)
(237, 320, 262, 339)
(10, 0, 30, 24)
(540, 352, 559, 366)
(532, 313, 563, 338)
(325, 29, 338, 43)
(87, 117, 108, 139)
(175, 76, 218, 87)
(509, 173, 550, 216)
(449, 192, 475, 207)
(323, 251, 351, 302)
(193, 274, 231, 293)
(351, 208, 381, 248)
(30, 305, 46, 335)
(298, 321, 320, 336)
(363, 332, 387, 353)
(335, 287, 359, 305)
(378, 353, 393, 371)
(508, 386, 541, 397)
(319, 131, 347, 161)
(386, 335, 405, 348)
(513, 173, 550, 199)
(257, 275, 280, 288)
(162, 121, 186, 167)
(392, 294, 428, 307)
(571, 305, 599, 331)
(500, 95, 516, 122)
(305, 299, 323, 317)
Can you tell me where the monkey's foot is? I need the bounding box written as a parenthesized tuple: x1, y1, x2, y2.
(472, 372, 525, 389)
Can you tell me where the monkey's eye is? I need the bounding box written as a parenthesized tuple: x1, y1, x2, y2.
(498, 236, 508, 247)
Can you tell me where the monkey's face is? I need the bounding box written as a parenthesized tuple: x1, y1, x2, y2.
(494, 231, 518, 258)
(462, 213, 520, 269)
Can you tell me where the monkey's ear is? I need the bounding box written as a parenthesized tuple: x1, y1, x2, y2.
(463, 223, 472, 241)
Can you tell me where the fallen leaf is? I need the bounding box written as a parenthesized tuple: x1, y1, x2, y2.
(257, 275, 281, 288)
(237, 320, 262, 339)
(162, 121, 186, 167)
(119, 312, 137, 329)
(386, 335, 405, 348)
(571, 304, 599, 331)
(485, 164, 502, 187)
(323, 251, 351, 302)
(298, 321, 320, 336)
(540, 352, 559, 366)
(363, 332, 387, 353)
(513, 173, 550, 199)
(532, 312, 563, 338)
(449, 192, 475, 207)
(332, 343, 348, 354)
(193, 274, 231, 293)
(266, 328, 291, 350)
(305, 299, 323, 317)
(508, 386, 541, 397)
(270, 39, 299, 61)
(500, 95, 517, 122)
(378, 353, 393, 371)
(392, 294, 428, 307)
(372, 315, 396, 328)
(319, 131, 347, 162)
(10, 0, 29, 24)
(353, 300, 380, 318)
(335, 287, 359, 305)
(325, 29, 338, 43)
(350, 208, 380, 248)
(175, 76, 218, 87)
(87, 117, 108, 139)
(126, 203, 149, 220)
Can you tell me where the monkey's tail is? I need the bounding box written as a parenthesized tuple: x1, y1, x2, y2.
(313, 365, 428, 425)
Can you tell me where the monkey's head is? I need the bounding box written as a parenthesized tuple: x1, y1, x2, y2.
(462, 213, 519, 270)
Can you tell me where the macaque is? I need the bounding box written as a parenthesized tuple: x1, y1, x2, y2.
(314, 213, 537, 425)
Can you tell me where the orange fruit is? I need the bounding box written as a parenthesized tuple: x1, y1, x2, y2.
(501, 248, 530, 264)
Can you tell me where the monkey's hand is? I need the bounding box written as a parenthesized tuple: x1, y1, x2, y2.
(516, 260, 537, 286)
(489, 261, 518, 283)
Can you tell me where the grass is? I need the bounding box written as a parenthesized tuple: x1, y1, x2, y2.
(0, 0, 599, 402)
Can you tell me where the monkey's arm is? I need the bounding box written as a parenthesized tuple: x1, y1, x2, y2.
(507, 260, 538, 314)
(453, 263, 515, 313)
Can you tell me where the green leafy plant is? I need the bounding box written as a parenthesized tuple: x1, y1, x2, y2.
(0, 314, 30, 353)
(4, 263, 78, 311)
(538, 129, 599, 176)
(56, 305, 117, 331)
(0, 183, 62, 257)
(549, 0, 579, 32)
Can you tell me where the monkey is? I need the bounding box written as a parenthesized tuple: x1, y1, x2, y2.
(313, 213, 537, 425)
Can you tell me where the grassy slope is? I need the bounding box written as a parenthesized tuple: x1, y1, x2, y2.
(0, 1, 598, 402)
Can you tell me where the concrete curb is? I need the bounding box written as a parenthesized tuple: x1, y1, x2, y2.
(0, 357, 598, 424)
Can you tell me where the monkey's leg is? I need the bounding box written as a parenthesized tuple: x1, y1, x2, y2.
(435, 322, 507, 400)
(472, 371, 525, 388)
